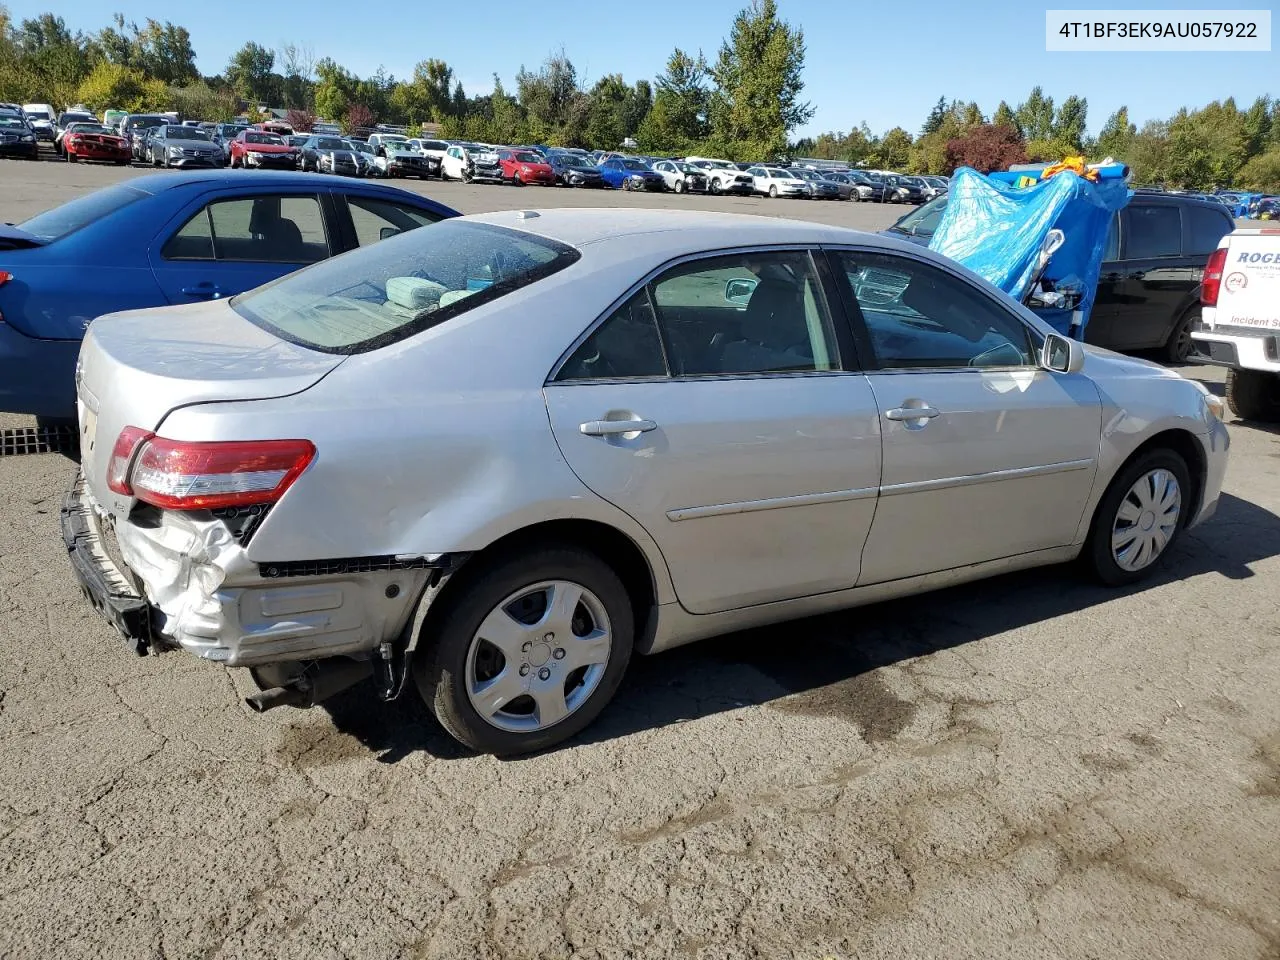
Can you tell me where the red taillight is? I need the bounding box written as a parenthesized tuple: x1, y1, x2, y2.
(106, 426, 153, 495)
(1200, 247, 1227, 307)
(108, 429, 315, 510)
(0, 270, 12, 286)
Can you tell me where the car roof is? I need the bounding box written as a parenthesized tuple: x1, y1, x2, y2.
(114, 171, 457, 206)
(462, 208, 926, 262)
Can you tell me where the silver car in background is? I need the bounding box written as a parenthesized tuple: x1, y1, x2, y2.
(65, 210, 1229, 756)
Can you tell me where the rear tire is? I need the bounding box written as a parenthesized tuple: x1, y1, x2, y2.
(1164, 307, 1199, 363)
(1085, 449, 1190, 586)
(1225, 368, 1280, 422)
(414, 545, 634, 756)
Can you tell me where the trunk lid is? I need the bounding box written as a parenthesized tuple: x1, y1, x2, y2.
(77, 299, 343, 512)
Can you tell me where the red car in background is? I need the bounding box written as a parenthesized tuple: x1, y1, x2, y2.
(229, 129, 299, 169)
(498, 149, 556, 186)
(63, 123, 131, 165)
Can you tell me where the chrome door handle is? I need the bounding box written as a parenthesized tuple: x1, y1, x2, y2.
(579, 419, 657, 437)
(885, 406, 941, 421)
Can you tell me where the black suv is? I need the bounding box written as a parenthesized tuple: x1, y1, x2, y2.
(883, 192, 1235, 361)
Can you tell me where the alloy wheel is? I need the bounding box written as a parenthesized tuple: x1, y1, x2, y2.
(1111, 468, 1182, 572)
(464, 580, 612, 733)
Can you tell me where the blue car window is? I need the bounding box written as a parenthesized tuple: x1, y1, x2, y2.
(163, 208, 215, 260)
(347, 196, 441, 248)
(836, 251, 1035, 370)
(164, 195, 330, 264)
(19, 183, 148, 242)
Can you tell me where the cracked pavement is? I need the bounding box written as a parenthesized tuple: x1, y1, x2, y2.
(2, 164, 1279, 959)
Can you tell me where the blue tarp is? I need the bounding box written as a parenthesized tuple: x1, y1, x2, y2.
(928, 166, 1131, 336)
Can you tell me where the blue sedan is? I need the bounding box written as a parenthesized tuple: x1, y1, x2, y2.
(597, 157, 666, 191)
(0, 172, 458, 420)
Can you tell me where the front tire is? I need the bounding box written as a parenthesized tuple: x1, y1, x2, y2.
(414, 545, 634, 756)
(1225, 368, 1280, 422)
(1085, 449, 1190, 586)
(768, 185, 778, 198)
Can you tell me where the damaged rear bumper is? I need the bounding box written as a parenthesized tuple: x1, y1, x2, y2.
(61, 472, 449, 668)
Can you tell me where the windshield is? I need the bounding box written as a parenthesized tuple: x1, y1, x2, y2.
(231, 221, 582, 354)
(126, 117, 164, 132)
(514, 151, 542, 163)
(381, 135, 408, 143)
(165, 126, 209, 140)
(889, 195, 948, 237)
(24, 110, 49, 121)
(67, 124, 111, 135)
(314, 138, 348, 150)
(771, 169, 797, 180)
(59, 113, 95, 126)
(352, 141, 374, 154)
(245, 132, 283, 145)
(218, 124, 246, 137)
(19, 184, 148, 242)
(621, 159, 649, 171)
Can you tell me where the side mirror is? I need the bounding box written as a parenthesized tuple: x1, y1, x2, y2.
(379, 226, 400, 241)
(725, 277, 757, 305)
(1042, 333, 1084, 373)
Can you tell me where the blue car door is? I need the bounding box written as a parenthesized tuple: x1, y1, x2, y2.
(148, 187, 340, 304)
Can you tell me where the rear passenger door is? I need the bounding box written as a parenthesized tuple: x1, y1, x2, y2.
(148, 191, 336, 304)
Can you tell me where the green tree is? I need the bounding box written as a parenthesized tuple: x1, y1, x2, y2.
(1165, 100, 1247, 188)
(1242, 95, 1271, 156)
(226, 41, 275, 102)
(168, 81, 237, 121)
(516, 50, 579, 134)
(1094, 106, 1135, 160)
(314, 57, 358, 124)
(1127, 120, 1169, 185)
(920, 96, 949, 136)
(490, 74, 523, 143)
(710, 0, 813, 158)
(1015, 86, 1054, 141)
(585, 73, 629, 148)
(1050, 94, 1088, 150)
(874, 126, 913, 168)
(960, 101, 985, 130)
(641, 48, 710, 150)
(76, 61, 148, 110)
(1237, 148, 1280, 192)
(992, 100, 1019, 135)
(279, 43, 315, 110)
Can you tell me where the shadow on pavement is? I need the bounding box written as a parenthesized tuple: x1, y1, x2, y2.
(321, 491, 1280, 761)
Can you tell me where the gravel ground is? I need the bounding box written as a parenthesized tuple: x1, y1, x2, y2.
(1, 155, 1278, 960)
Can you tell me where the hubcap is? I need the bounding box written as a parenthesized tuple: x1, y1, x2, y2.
(464, 580, 612, 733)
(1111, 468, 1181, 572)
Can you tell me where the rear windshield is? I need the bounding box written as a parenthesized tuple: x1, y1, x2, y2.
(19, 184, 148, 242)
(231, 220, 581, 354)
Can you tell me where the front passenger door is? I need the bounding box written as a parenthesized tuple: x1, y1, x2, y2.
(829, 248, 1103, 585)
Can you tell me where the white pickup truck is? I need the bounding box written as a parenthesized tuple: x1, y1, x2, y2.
(1191, 227, 1280, 422)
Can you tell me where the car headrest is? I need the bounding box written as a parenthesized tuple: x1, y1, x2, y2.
(385, 277, 447, 312)
(438, 289, 477, 308)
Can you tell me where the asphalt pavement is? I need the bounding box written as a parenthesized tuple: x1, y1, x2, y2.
(1, 155, 1278, 960)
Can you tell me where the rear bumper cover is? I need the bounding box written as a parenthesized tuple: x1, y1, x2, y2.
(62, 473, 437, 667)
(61, 477, 152, 655)
(0, 323, 80, 419)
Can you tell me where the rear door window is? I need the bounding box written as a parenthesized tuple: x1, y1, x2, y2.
(1122, 204, 1181, 259)
(1186, 204, 1233, 256)
(163, 195, 329, 263)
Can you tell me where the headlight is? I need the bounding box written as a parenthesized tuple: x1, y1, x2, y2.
(168, 145, 183, 155)
(1203, 393, 1226, 421)
(21, 134, 33, 141)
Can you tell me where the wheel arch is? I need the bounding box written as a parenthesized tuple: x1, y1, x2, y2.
(1095, 427, 1207, 534)
(416, 518, 662, 660)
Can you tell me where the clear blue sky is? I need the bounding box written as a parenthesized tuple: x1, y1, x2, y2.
(11, 0, 1278, 137)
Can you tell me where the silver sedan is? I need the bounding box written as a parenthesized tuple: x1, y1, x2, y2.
(65, 210, 1230, 755)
